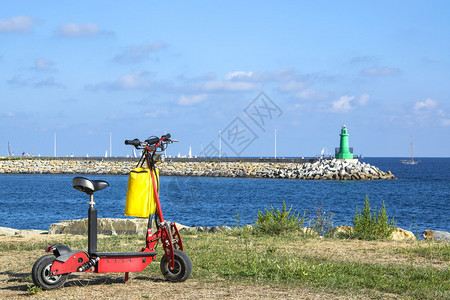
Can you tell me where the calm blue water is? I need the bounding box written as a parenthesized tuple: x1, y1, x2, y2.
(0, 158, 449, 233)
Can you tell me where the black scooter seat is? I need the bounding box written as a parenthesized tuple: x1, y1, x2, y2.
(91, 252, 156, 257)
(73, 177, 109, 195)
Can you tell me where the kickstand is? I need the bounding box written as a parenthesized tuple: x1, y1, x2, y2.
(125, 272, 129, 283)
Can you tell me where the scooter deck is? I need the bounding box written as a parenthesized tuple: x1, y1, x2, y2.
(92, 252, 156, 257)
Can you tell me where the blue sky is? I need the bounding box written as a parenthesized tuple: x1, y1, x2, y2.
(1, 1, 449, 157)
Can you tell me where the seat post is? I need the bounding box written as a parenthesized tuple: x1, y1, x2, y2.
(88, 194, 97, 254)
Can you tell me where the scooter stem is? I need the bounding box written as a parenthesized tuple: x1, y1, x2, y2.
(89, 194, 95, 208)
(88, 194, 97, 254)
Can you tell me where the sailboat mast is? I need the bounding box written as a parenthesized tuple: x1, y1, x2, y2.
(410, 136, 413, 161)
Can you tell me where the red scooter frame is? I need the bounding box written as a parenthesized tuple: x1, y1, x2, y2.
(32, 134, 192, 290)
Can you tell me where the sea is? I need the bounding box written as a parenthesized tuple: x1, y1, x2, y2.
(0, 157, 449, 234)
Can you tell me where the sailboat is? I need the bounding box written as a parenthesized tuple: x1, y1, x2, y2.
(8, 141, 13, 156)
(401, 136, 420, 165)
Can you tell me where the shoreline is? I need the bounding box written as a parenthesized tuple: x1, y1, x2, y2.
(1, 219, 449, 242)
(0, 158, 396, 180)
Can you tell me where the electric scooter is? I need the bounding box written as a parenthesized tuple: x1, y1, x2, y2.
(32, 134, 192, 290)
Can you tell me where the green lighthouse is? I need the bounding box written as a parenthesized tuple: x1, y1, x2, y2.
(336, 125, 354, 159)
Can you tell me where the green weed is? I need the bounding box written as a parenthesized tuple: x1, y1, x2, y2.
(27, 285, 42, 295)
(307, 205, 335, 237)
(352, 195, 396, 240)
(254, 200, 305, 235)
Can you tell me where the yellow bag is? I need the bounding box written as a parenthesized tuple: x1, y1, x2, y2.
(124, 167, 159, 218)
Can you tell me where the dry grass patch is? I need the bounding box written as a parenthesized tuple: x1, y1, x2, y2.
(281, 238, 449, 269)
(1, 232, 449, 299)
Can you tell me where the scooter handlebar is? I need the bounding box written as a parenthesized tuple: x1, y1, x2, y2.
(125, 134, 175, 148)
(145, 137, 160, 145)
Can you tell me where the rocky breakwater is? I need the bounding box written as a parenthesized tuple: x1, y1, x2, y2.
(0, 158, 396, 180)
(160, 159, 396, 180)
(0, 159, 134, 175)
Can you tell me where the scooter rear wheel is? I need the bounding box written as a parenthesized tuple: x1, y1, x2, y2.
(32, 255, 68, 290)
(160, 249, 192, 282)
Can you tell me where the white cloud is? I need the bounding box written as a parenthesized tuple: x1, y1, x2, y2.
(179, 72, 216, 82)
(179, 69, 312, 96)
(265, 68, 298, 82)
(144, 109, 168, 118)
(414, 98, 437, 111)
(357, 94, 370, 105)
(34, 58, 55, 71)
(113, 42, 167, 63)
(224, 71, 254, 81)
(0, 16, 35, 33)
(177, 94, 208, 106)
(221, 68, 305, 84)
(294, 89, 329, 100)
(7, 74, 63, 88)
(34, 77, 64, 88)
(330, 94, 370, 112)
(332, 95, 355, 112)
(196, 70, 300, 92)
(86, 71, 156, 91)
(202, 80, 260, 92)
(115, 72, 154, 89)
(278, 80, 309, 92)
(58, 23, 106, 37)
(349, 56, 374, 64)
(7, 75, 29, 86)
(362, 67, 400, 76)
(0, 111, 16, 117)
(412, 99, 450, 127)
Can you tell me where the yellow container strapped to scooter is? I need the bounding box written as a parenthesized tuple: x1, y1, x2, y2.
(125, 167, 159, 218)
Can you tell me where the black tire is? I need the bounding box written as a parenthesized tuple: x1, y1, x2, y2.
(32, 255, 68, 290)
(160, 249, 192, 282)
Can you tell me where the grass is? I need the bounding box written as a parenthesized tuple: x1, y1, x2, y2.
(0, 157, 21, 161)
(1, 231, 449, 299)
(182, 230, 449, 299)
(393, 241, 450, 262)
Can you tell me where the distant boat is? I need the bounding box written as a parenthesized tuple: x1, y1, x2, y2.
(8, 141, 13, 156)
(401, 136, 420, 165)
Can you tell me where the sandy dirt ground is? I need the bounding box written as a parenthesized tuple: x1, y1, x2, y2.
(1, 234, 447, 299)
(0, 234, 344, 300)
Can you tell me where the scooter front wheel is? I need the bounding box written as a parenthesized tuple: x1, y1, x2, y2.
(32, 255, 68, 290)
(160, 249, 192, 282)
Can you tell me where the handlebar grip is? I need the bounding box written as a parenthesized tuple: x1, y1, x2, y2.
(145, 137, 160, 145)
(124, 139, 140, 147)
